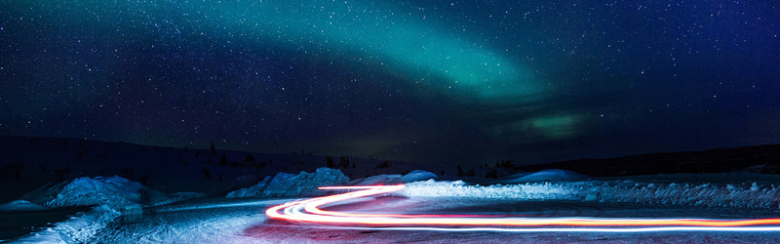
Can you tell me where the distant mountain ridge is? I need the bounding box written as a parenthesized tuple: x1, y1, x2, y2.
(515, 144, 780, 177)
(0, 136, 445, 203)
(3, 136, 779, 203)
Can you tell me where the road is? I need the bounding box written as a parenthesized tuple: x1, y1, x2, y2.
(84, 185, 780, 243)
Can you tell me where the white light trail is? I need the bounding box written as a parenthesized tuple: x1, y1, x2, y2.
(267, 185, 780, 232)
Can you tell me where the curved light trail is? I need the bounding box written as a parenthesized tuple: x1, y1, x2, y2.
(266, 184, 780, 232)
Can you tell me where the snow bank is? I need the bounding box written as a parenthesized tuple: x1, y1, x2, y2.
(227, 168, 349, 198)
(400, 180, 780, 209)
(13, 205, 121, 243)
(401, 180, 575, 199)
(347, 170, 438, 185)
(0, 200, 48, 212)
(10, 176, 204, 243)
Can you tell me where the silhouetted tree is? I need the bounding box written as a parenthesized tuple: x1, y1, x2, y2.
(339, 156, 351, 168)
(485, 169, 498, 178)
(500, 159, 514, 169)
(326, 156, 335, 168)
(256, 161, 266, 170)
(457, 165, 465, 177)
(2, 163, 24, 179)
(210, 142, 217, 155)
(219, 154, 229, 166)
(376, 161, 391, 169)
(244, 154, 256, 163)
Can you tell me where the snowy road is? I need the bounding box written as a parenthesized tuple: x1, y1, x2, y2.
(82, 191, 780, 243)
(268, 185, 780, 231)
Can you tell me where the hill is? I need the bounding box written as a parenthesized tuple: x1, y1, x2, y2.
(0, 136, 452, 203)
(514, 144, 780, 177)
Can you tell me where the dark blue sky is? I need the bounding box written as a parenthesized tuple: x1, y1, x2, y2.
(1, 0, 778, 165)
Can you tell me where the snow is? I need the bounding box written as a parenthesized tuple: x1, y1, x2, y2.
(15, 176, 204, 211)
(0, 200, 48, 212)
(8, 168, 780, 243)
(227, 168, 349, 198)
(24, 176, 166, 208)
(43, 178, 780, 243)
(13, 204, 121, 244)
(400, 170, 438, 183)
(4, 176, 206, 243)
(399, 178, 780, 209)
(347, 170, 438, 185)
(226, 176, 272, 198)
(498, 169, 588, 183)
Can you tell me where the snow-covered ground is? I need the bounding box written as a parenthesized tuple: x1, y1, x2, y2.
(4, 168, 780, 243)
(400, 178, 780, 209)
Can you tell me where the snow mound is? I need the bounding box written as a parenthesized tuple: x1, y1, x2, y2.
(0, 200, 48, 212)
(400, 170, 438, 183)
(226, 176, 272, 198)
(399, 180, 780, 209)
(12, 176, 205, 243)
(26, 176, 167, 208)
(227, 168, 349, 198)
(500, 169, 587, 183)
(20, 176, 201, 209)
(347, 174, 402, 185)
(348, 170, 438, 185)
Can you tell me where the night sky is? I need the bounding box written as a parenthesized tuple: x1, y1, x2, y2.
(1, 0, 778, 165)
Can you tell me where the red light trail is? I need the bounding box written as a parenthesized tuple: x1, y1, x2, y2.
(266, 185, 780, 232)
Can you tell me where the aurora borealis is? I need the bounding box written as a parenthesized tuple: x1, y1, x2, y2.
(1, 0, 778, 165)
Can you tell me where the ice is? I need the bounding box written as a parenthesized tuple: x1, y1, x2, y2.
(0, 200, 48, 212)
(348, 170, 438, 185)
(227, 167, 349, 198)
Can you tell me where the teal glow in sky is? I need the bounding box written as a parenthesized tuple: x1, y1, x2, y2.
(195, 0, 542, 100)
(1, 0, 779, 165)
